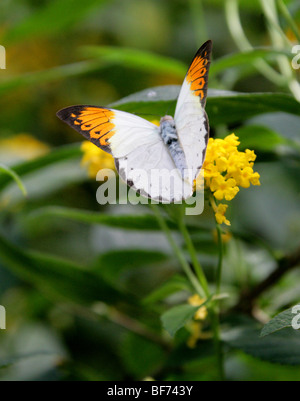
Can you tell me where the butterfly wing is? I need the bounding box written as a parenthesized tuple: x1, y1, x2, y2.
(116, 141, 193, 203)
(57, 105, 193, 202)
(57, 105, 161, 155)
(174, 40, 212, 181)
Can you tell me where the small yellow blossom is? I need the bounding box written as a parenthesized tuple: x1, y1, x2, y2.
(188, 294, 208, 320)
(213, 228, 232, 243)
(203, 133, 260, 225)
(210, 175, 239, 201)
(187, 292, 210, 348)
(213, 203, 231, 226)
(80, 141, 115, 178)
(186, 321, 212, 348)
(187, 321, 203, 348)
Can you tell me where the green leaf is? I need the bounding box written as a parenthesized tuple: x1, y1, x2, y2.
(0, 233, 126, 306)
(260, 305, 300, 337)
(143, 275, 191, 305)
(0, 60, 107, 95)
(29, 206, 204, 234)
(28, 206, 178, 231)
(111, 86, 300, 126)
(0, 144, 81, 192)
(210, 48, 293, 78)
(4, 47, 288, 94)
(234, 125, 287, 151)
(94, 249, 169, 284)
(161, 304, 200, 337)
(3, 0, 108, 44)
(0, 163, 27, 196)
(120, 333, 166, 379)
(110, 85, 179, 120)
(82, 45, 186, 77)
(223, 326, 300, 365)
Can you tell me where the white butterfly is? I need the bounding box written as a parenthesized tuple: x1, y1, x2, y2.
(57, 40, 212, 203)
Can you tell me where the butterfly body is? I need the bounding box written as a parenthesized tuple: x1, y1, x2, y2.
(57, 40, 212, 203)
(159, 115, 189, 181)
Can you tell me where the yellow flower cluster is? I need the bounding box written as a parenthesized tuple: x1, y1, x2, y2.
(80, 141, 115, 178)
(203, 134, 260, 226)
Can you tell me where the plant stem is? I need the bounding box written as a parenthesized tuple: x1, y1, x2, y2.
(210, 306, 225, 380)
(225, 0, 287, 86)
(208, 196, 224, 293)
(277, 0, 300, 43)
(177, 206, 210, 298)
(214, 223, 225, 379)
(260, 0, 300, 102)
(178, 205, 225, 380)
(151, 202, 225, 379)
(215, 224, 224, 295)
(234, 243, 300, 313)
(207, 195, 226, 379)
(150, 203, 204, 297)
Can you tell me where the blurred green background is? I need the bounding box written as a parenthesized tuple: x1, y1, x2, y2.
(0, 0, 300, 381)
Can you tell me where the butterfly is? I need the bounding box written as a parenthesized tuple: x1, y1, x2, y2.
(57, 40, 212, 203)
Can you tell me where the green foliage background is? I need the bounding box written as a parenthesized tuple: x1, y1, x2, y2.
(0, 0, 300, 381)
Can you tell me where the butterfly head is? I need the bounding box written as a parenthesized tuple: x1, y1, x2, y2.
(160, 115, 174, 123)
(160, 115, 176, 129)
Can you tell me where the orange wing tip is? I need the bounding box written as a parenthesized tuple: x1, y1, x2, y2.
(186, 40, 212, 100)
(57, 106, 116, 147)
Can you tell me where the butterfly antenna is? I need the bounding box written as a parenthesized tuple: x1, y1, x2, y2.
(165, 103, 173, 117)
